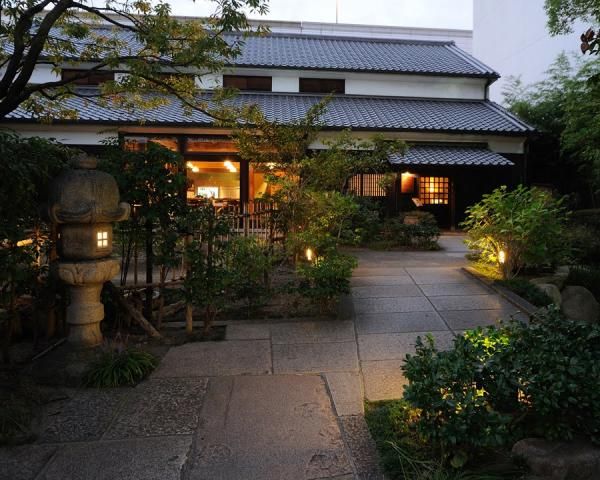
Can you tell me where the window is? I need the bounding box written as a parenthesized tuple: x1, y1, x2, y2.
(348, 174, 387, 197)
(123, 137, 179, 152)
(419, 176, 449, 205)
(223, 75, 272, 91)
(61, 69, 114, 85)
(96, 231, 109, 249)
(185, 160, 240, 200)
(299, 78, 345, 94)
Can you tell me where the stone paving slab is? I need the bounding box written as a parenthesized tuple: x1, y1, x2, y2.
(39, 436, 192, 480)
(428, 294, 507, 311)
(358, 331, 455, 361)
(440, 308, 529, 330)
(325, 372, 364, 416)
(355, 311, 448, 335)
(352, 268, 408, 277)
(419, 282, 491, 297)
(361, 360, 408, 401)
(104, 378, 207, 439)
(271, 321, 355, 344)
(225, 324, 271, 340)
(153, 340, 272, 377)
(273, 341, 359, 374)
(406, 267, 470, 284)
(186, 375, 353, 480)
(38, 389, 126, 443)
(350, 275, 415, 287)
(0, 444, 58, 480)
(353, 296, 434, 314)
(339, 415, 384, 479)
(351, 284, 423, 299)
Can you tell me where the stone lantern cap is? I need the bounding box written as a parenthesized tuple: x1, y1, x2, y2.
(46, 153, 130, 225)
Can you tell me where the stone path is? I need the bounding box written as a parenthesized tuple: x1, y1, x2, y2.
(1, 235, 529, 480)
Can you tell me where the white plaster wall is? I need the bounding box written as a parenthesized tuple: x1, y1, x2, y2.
(27, 64, 60, 84)
(345, 74, 486, 99)
(196, 73, 222, 89)
(473, 0, 587, 103)
(272, 76, 300, 93)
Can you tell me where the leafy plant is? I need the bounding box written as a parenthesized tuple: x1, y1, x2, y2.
(461, 185, 569, 279)
(83, 345, 158, 387)
(223, 236, 273, 313)
(495, 278, 553, 307)
(296, 253, 357, 313)
(401, 307, 600, 468)
(380, 218, 440, 250)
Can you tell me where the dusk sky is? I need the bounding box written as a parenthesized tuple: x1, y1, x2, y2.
(170, 0, 474, 30)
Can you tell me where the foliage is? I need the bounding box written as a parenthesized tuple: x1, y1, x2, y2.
(0, 131, 74, 360)
(495, 278, 553, 307)
(339, 197, 385, 246)
(567, 209, 600, 264)
(401, 210, 438, 226)
(402, 307, 600, 467)
(461, 185, 569, 279)
(503, 55, 600, 205)
(233, 101, 405, 238)
(183, 201, 232, 333)
(223, 236, 272, 310)
(380, 218, 440, 250)
(0, 0, 268, 118)
(296, 253, 357, 312)
(545, 0, 600, 55)
(83, 344, 158, 387)
(365, 401, 526, 480)
(566, 265, 600, 300)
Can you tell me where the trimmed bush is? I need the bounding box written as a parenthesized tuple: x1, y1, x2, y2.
(402, 307, 600, 466)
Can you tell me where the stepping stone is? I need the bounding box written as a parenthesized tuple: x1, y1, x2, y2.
(0, 445, 57, 480)
(350, 275, 415, 287)
(361, 360, 407, 401)
(38, 389, 126, 443)
(440, 308, 529, 331)
(353, 296, 434, 314)
(355, 311, 447, 334)
(428, 294, 506, 311)
(105, 378, 208, 439)
(358, 331, 455, 361)
(351, 284, 423, 299)
(419, 282, 490, 296)
(225, 324, 271, 340)
(271, 321, 355, 344)
(152, 340, 272, 377)
(273, 342, 359, 374)
(406, 267, 470, 284)
(186, 376, 353, 480)
(325, 372, 363, 416)
(39, 436, 191, 480)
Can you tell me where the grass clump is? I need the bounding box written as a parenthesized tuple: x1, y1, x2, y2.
(83, 344, 158, 388)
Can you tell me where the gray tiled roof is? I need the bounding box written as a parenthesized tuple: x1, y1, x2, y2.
(390, 145, 514, 166)
(31, 27, 498, 78)
(225, 33, 499, 77)
(6, 91, 533, 134)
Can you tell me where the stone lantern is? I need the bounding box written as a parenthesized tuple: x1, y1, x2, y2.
(46, 154, 130, 347)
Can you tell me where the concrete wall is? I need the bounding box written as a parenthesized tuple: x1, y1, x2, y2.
(473, 0, 587, 102)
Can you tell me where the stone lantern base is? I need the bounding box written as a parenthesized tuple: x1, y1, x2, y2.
(57, 258, 120, 347)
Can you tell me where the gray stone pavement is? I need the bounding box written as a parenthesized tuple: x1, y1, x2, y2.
(2, 235, 529, 480)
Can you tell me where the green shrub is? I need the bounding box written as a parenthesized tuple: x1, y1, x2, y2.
(461, 185, 569, 279)
(83, 346, 158, 387)
(495, 278, 553, 307)
(402, 308, 600, 467)
(380, 219, 440, 250)
(340, 197, 383, 245)
(566, 265, 600, 301)
(401, 210, 438, 226)
(223, 236, 273, 310)
(296, 252, 357, 311)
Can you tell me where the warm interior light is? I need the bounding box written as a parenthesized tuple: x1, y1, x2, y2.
(224, 160, 237, 173)
(267, 162, 275, 170)
(186, 161, 194, 169)
(97, 231, 109, 249)
(498, 250, 506, 264)
(305, 248, 314, 262)
(191, 166, 199, 173)
(400, 172, 415, 194)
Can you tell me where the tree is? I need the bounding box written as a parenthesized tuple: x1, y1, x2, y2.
(503, 54, 600, 205)
(545, 0, 600, 54)
(0, 0, 268, 119)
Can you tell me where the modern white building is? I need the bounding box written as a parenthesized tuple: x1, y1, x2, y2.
(473, 0, 587, 102)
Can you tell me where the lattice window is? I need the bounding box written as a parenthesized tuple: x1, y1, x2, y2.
(348, 174, 387, 197)
(96, 231, 109, 249)
(419, 176, 449, 205)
